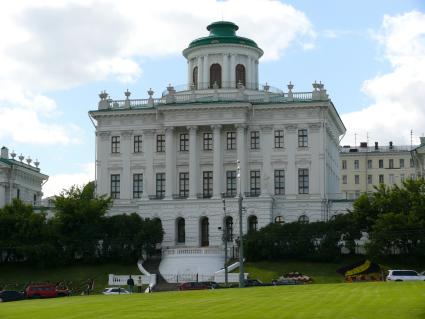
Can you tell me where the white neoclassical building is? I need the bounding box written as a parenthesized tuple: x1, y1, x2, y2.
(0, 146, 48, 209)
(89, 21, 348, 277)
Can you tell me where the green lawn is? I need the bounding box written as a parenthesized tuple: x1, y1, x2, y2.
(1, 282, 424, 319)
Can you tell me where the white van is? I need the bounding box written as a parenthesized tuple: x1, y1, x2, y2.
(386, 270, 425, 281)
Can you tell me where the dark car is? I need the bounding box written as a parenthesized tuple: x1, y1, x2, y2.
(179, 281, 216, 291)
(271, 279, 299, 286)
(244, 279, 267, 287)
(25, 284, 57, 299)
(0, 290, 25, 302)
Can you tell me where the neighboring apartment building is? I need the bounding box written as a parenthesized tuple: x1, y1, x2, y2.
(411, 137, 425, 179)
(340, 141, 416, 199)
(0, 146, 48, 208)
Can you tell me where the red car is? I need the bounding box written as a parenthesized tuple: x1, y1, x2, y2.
(25, 284, 58, 299)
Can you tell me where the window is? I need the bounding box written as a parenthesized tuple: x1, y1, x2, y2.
(354, 160, 359, 170)
(226, 132, 236, 150)
(367, 160, 372, 169)
(298, 129, 308, 147)
(274, 170, 285, 195)
(226, 171, 237, 197)
(156, 173, 165, 198)
(180, 133, 189, 152)
(17, 188, 20, 199)
(156, 134, 165, 152)
(355, 175, 360, 184)
(111, 136, 120, 153)
(410, 158, 414, 167)
(235, 64, 246, 87)
(342, 175, 347, 184)
(298, 168, 309, 194)
(355, 191, 360, 198)
(177, 218, 185, 243)
(250, 131, 260, 149)
(210, 63, 222, 88)
(203, 171, 213, 198)
(342, 160, 347, 170)
(192, 66, 198, 89)
(368, 175, 372, 184)
(389, 159, 394, 169)
(275, 216, 284, 224)
(400, 174, 405, 182)
(411, 173, 416, 180)
(250, 170, 261, 196)
(203, 132, 213, 150)
(33, 194, 37, 205)
(298, 215, 309, 223)
(379, 159, 384, 168)
(389, 174, 394, 184)
(133, 173, 143, 198)
(179, 172, 189, 198)
(379, 174, 384, 184)
(400, 159, 405, 168)
(111, 174, 120, 199)
(224, 216, 233, 241)
(248, 215, 258, 232)
(134, 135, 142, 153)
(274, 130, 284, 148)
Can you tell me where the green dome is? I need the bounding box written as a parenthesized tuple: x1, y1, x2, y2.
(187, 21, 260, 49)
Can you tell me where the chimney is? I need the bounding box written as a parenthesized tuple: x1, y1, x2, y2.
(1, 146, 8, 159)
(420, 137, 425, 146)
(389, 141, 393, 149)
(374, 142, 378, 150)
(360, 142, 367, 148)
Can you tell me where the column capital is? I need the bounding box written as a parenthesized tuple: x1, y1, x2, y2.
(235, 123, 247, 130)
(187, 125, 198, 131)
(121, 130, 133, 140)
(211, 124, 222, 130)
(260, 125, 274, 133)
(165, 126, 174, 133)
(285, 124, 298, 132)
(142, 129, 155, 136)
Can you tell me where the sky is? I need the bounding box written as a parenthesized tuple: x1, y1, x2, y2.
(0, 0, 424, 197)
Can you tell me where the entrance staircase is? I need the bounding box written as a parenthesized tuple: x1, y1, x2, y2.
(142, 259, 179, 292)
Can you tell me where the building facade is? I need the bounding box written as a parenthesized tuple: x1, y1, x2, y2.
(89, 22, 347, 275)
(0, 146, 48, 208)
(339, 142, 417, 199)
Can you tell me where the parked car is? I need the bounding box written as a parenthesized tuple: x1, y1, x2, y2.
(25, 284, 57, 299)
(244, 279, 268, 287)
(386, 270, 425, 281)
(102, 287, 130, 295)
(56, 286, 70, 297)
(271, 279, 299, 286)
(0, 290, 25, 302)
(178, 281, 216, 291)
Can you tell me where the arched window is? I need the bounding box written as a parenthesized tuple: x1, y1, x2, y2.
(298, 215, 309, 224)
(248, 215, 258, 233)
(224, 216, 233, 242)
(235, 64, 246, 87)
(210, 64, 222, 88)
(192, 66, 198, 89)
(274, 216, 284, 224)
(201, 217, 209, 246)
(177, 218, 185, 243)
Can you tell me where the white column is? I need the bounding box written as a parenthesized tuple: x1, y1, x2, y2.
(251, 58, 256, 90)
(142, 129, 154, 199)
(222, 54, 229, 88)
(121, 131, 132, 200)
(286, 125, 298, 196)
(261, 126, 273, 196)
(212, 124, 223, 198)
(255, 60, 259, 89)
(187, 59, 191, 86)
(165, 127, 175, 199)
(188, 126, 199, 199)
(198, 56, 204, 89)
(246, 57, 252, 89)
(236, 124, 247, 195)
(97, 131, 110, 196)
(230, 54, 236, 88)
(203, 55, 209, 89)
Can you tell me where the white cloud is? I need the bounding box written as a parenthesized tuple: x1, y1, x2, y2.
(341, 11, 425, 146)
(43, 163, 95, 197)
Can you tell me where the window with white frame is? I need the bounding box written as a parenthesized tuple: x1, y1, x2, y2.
(203, 132, 213, 151)
(274, 130, 284, 148)
(226, 132, 236, 150)
(298, 129, 308, 147)
(250, 170, 261, 196)
(354, 160, 359, 170)
(250, 131, 260, 150)
(274, 170, 285, 195)
(180, 133, 189, 152)
(111, 136, 120, 153)
(133, 173, 143, 198)
(134, 135, 142, 153)
(110, 174, 120, 199)
(298, 168, 309, 194)
(179, 172, 189, 198)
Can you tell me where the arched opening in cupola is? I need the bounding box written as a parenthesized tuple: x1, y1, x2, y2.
(192, 66, 198, 89)
(210, 64, 222, 88)
(235, 64, 246, 87)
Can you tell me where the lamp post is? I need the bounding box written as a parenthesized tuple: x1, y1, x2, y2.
(222, 196, 228, 286)
(237, 160, 245, 288)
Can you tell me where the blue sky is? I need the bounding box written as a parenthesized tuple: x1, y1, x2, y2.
(0, 0, 424, 196)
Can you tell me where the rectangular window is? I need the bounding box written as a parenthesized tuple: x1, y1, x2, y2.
(400, 159, 404, 168)
(389, 174, 394, 184)
(379, 174, 384, 184)
(367, 160, 372, 169)
(156, 134, 165, 152)
(410, 173, 415, 180)
(410, 159, 414, 167)
(379, 159, 384, 168)
(298, 168, 309, 194)
(111, 136, 120, 153)
(250, 131, 260, 150)
(180, 133, 189, 151)
(203, 171, 213, 198)
(133, 173, 143, 198)
(355, 175, 360, 184)
(156, 173, 165, 198)
(298, 129, 308, 147)
(342, 160, 347, 170)
(250, 170, 261, 196)
(274, 130, 284, 148)
(342, 175, 347, 184)
(226, 132, 236, 150)
(203, 132, 213, 151)
(111, 174, 120, 199)
(400, 174, 405, 182)
(226, 171, 237, 197)
(354, 160, 359, 170)
(389, 159, 394, 169)
(274, 170, 285, 195)
(134, 135, 142, 153)
(368, 175, 372, 184)
(179, 172, 189, 198)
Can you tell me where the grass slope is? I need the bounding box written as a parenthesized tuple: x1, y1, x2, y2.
(1, 282, 424, 319)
